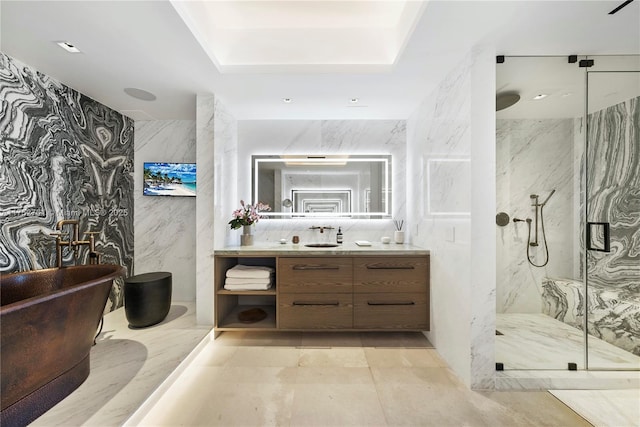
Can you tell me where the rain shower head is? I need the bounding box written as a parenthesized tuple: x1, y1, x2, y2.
(496, 92, 520, 111)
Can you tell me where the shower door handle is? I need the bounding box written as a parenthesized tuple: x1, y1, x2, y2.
(586, 222, 611, 252)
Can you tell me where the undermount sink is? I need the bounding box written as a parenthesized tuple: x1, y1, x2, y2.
(304, 243, 340, 248)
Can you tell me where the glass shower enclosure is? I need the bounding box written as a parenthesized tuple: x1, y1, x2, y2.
(495, 55, 639, 371)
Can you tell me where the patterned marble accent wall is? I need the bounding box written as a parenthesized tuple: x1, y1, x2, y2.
(586, 96, 640, 290)
(496, 118, 578, 313)
(234, 120, 407, 244)
(542, 278, 640, 355)
(0, 53, 134, 311)
(541, 96, 640, 356)
(134, 120, 196, 301)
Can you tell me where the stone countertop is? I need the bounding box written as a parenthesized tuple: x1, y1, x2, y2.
(214, 242, 429, 256)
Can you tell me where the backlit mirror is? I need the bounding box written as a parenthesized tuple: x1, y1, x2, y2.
(252, 155, 392, 218)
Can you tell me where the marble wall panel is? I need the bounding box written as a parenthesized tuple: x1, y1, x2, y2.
(407, 54, 473, 387)
(543, 278, 640, 356)
(0, 53, 133, 311)
(134, 120, 196, 302)
(468, 46, 498, 391)
(213, 98, 238, 249)
(407, 47, 496, 389)
(195, 95, 217, 325)
(496, 118, 576, 313)
(233, 120, 406, 245)
(195, 95, 237, 325)
(585, 96, 640, 291)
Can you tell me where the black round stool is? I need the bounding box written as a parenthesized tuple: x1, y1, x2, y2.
(124, 272, 172, 328)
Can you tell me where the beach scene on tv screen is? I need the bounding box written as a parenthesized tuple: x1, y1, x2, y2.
(143, 162, 196, 197)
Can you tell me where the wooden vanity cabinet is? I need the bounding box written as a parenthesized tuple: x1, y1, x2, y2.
(278, 257, 353, 329)
(214, 253, 429, 332)
(278, 257, 353, 294)
(278, 293, 353, 329)
(353, 256, 430, 329)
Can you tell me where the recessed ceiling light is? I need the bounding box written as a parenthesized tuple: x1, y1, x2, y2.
(124, 88, 157, 101)
(533, 94, 548, 100)
(350, 98, 359, 103)
(282, 98, 292, 103)
(56, 41, 81, 53)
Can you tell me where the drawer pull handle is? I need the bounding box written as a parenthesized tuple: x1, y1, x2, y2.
(367, 301, 415, 306)
(292, 265, 340, 271)
(293, 301, 340, 306)
(366, 265, 415, 270)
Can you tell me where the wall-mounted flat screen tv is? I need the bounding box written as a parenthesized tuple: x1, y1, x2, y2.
(143, 162, 196, 197)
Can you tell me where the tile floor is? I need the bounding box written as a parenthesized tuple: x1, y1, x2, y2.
(129, 331, 592, 426)
(496, 313, 640, 370)
(32, 302, 210, 427)
(550, 389, 640, 427)
(28, 307, 638, 427)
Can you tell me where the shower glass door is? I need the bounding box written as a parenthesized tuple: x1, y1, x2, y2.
(585, 56, 640, 370)
(496, 56, 587, 370)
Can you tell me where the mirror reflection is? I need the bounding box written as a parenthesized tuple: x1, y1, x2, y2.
(252, 155, 391, 218)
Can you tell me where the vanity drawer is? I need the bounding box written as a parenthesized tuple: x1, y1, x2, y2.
(278, 257, 353, 293)
(279, 293, 353, 329)
(354, 256, 429, 293)
(353, 293, 428, 329)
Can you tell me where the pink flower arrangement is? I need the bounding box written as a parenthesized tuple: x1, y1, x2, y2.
(229, 200, 271, 229)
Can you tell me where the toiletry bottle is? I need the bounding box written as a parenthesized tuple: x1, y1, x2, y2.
(336, 227, 343, 244)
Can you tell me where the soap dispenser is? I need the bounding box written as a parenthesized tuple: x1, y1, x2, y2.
(336, 227, 343, 244)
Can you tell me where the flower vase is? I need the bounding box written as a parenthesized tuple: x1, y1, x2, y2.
(241, 225, 254, 246)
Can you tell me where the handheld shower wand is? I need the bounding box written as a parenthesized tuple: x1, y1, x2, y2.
(541, 189, 556, 206)
(517, 190, 555, 267)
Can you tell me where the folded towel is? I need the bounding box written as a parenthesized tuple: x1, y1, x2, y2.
(224, 282, 273, 291)
(226, 264, 274, 279)
(225, 277, 272, 286)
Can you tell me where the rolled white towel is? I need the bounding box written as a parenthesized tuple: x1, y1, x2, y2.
(225, 277, 272, 286)
(224, 282, 272, 291)
(226, 264, 274, 279)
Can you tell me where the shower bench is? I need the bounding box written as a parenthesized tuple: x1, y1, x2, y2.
(542, 278, 640, 356)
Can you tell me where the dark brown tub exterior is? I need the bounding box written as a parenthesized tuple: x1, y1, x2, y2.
(0, 264, 124, 427)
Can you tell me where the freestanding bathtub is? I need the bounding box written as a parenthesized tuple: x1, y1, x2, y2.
(0, 264, 124, 426)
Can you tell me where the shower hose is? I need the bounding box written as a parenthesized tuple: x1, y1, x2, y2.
(525, 205, 550, 267)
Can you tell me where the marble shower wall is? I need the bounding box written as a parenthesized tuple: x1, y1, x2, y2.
(497, 95, 639, 322)
(0, 53, 133, 311)
(586, 96, 640, 291)
(234, 120, 407, 244)
(496, 118, 578, 313)
(134, 120, 196, 301)
(407, 47, 496, 389)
